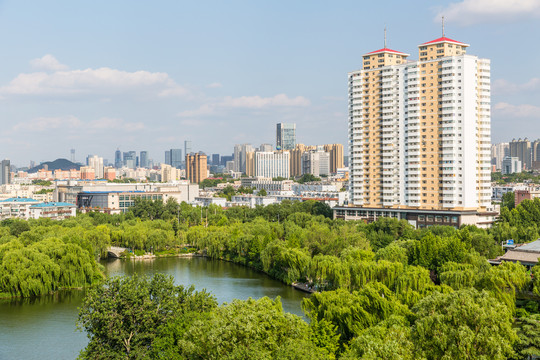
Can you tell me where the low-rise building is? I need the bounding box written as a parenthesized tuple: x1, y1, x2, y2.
(0, 198, 40, 220)
(29, 202, 76, 220)
(333, 206, 498, 229)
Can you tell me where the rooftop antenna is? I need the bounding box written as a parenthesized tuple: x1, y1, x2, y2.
(442, 16, 445, 37)
(384, 27, 387, 48)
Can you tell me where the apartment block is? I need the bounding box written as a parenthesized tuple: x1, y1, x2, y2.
(341, 33, 494, 227)
(185, 153, 208, 184)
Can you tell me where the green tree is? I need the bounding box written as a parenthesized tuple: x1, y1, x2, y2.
(77, 274, 217, 359)
(411, 288, 517, 360)
(502, 191, 515, 210)
(511, 314, 540, 360)
(177, 297, 328, 359)
(342, 316, 417, 360)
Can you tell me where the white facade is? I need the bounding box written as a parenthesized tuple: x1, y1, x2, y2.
(502, 156, 522, 174)
(255, 152, 290, 179)
(88, 155, 104, 179)
(301, 148, 330, 177)
(491, 143, 509, 170)
(348, 49, 491, 210)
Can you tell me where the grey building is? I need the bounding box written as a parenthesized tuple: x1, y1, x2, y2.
(123, 151, 136, 169)
(1, 159, 10, 185)
(276, 123, 296, 150)
(184, 141, 192, 158)
(170, 149, 182, 168)
(140, 151, 148, 168)
(115, 149, 122, 169)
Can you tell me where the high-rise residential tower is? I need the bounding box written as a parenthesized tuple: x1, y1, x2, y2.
(276, 123, 296, 150)
(340, 33, 492, 227)
(185, 153, 207, 184)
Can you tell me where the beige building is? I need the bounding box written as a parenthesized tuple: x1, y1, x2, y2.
(324, 144, 344, 174)
(186, 153, 208, 184)
(348, 35, 491, 212)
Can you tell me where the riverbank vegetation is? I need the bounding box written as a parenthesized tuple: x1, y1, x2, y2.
(2, 197, 540, 358)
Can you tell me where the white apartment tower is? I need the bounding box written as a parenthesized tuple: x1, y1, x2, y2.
(348, 35, 491, 210)
(255, 151, 290, 179)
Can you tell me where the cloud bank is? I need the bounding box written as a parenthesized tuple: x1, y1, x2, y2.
(437, 0, 540, 25)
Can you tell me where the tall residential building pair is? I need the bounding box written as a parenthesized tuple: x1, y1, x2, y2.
(339, 33, 494, 228)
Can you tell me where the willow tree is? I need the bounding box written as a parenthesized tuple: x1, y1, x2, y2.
(303, 283, 410, 344)
(411, 288, 517, 360)
(478, 261, 529, 309)
(439, 261, 478, 290)
(309, 254, 350, 290)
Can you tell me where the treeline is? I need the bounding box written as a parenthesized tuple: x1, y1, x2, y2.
(79, 273, 540, 359)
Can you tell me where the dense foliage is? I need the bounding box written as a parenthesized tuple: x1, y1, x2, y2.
(2, 196, 540, 359)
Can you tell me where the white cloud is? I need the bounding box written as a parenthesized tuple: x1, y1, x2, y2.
(492, 78, 540, 94)
(493, 102, 540, 118)
(178, 94, 310, 118)
(437, 0, 540, 25)
(13, 116, 82, 132)
(30, 54, 68, 71)
(12, 116, 144, 133)
(206, 82, 223, 88)
(1, 63, 188, 98)
(221, 94, 310, 108)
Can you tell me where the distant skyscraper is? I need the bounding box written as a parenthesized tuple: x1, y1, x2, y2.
(491, 143, 509, 171)
(88, 155, 104, 178)
(123, 151, 136, 169)
(258, 143, 273, 152)
(233, 144, 254, 173)
(510, 139, 532, 170)
(0, 159, 10, 185)
(184, 140, 192, 157)
(140, 151, 148, 168)
(170, 149, 182, 168)
(276, 123, 296, 150)
(70, 149, 76, 163)
(165, 150, 171, 165)
(211, 154, 220, 166)
(115, 149, 122, 169)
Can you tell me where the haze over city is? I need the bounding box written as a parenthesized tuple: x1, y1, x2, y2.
(1, 0, 539, 166)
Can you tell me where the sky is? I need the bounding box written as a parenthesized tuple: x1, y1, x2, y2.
(0, 0, 539, 167)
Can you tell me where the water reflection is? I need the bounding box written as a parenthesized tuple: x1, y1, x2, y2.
(0, 257, 308, 360)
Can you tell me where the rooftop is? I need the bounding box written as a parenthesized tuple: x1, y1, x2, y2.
(419, 37, 470, 47)
(363, 48, 410, 56)
(30, 202, 76, 208)
(0, 197, 39, 203)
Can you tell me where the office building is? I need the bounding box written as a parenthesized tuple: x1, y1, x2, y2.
(276, 123, 296, 150)
(510, 139, 532, 170)
(221, 155, 233, 167)
(123, 151, 136, 169)
(211, 154, 220, 166)
(1, 159, 11, 185)
(502, 156, 522, 175)
(115, 149, 122, 169)
(255, 151, 290, 178)
(184, 141, 192, 159)
(346, 34, 491, 213)
(170, 149, 182, 168)
(140, 151, 148, 168)
(185, 153, 208, 184)
(165, 150, 171, 165)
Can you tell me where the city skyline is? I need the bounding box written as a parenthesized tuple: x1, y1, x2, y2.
(1, 0, 539, 166)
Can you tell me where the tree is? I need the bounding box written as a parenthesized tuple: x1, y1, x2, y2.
(342, 316, 416, 360)
(411, 288, 517, 360)
(77, 274, 217, 359)
(502, 191, 515, 210)
(176, 297, 329, 359)
(258, 188, 268, 197)
(511, 314, 540, 360)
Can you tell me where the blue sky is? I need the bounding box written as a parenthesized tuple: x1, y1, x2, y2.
(0, 0, 539, 166)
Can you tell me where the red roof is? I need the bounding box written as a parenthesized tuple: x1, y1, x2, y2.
(363, 48, 410, 56)
(419, 37, 469, 47)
